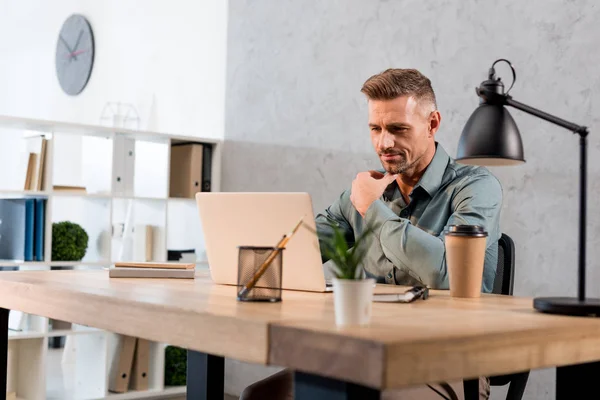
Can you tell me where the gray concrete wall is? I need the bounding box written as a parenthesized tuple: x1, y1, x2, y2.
(223, 1, 600, 398)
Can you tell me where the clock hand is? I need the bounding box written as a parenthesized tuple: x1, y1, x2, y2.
(71, 30, 84, 61)
(59, 35, 74, 54)
(66, 49, 88, 58)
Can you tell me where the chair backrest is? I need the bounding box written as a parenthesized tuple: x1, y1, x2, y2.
(492, 233, 515, 296)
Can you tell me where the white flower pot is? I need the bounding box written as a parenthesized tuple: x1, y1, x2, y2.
(332, 278, 375, 326)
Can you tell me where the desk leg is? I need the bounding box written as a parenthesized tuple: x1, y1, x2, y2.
(1, 308, 8, 400)
(556, 361, 600, 399)
(186, 350, 224, 400)
(294, 371, 380, 400)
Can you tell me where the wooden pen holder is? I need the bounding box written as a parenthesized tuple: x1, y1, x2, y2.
(236, 246, 283, 302)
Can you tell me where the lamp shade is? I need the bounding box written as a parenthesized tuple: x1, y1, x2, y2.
(456, 104, 525, 166)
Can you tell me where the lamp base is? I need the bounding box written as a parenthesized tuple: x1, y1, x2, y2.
(533, 297, 600, 317)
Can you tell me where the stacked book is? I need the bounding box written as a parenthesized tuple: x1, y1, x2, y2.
(109, 262, 195, 279)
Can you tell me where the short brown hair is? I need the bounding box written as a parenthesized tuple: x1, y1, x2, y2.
(361, 68, 437, 110)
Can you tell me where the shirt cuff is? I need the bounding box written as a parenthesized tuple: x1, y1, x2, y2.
(364, 199, 399, 236)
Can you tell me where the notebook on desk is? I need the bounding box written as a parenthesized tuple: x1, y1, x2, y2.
(195, 192, 332, 292)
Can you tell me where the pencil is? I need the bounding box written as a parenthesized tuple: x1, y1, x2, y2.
(237, 216, 304, 299)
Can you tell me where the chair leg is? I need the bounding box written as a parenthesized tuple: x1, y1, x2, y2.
(506, 371, 529, 400)
(463, 378, 480, 400)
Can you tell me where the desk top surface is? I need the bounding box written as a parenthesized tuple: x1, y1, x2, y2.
(1, 269, 599, 389)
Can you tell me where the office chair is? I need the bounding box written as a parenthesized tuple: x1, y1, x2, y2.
(463, 233, 530, 400)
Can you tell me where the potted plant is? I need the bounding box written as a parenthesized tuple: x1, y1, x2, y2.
(318, 221, 375, 326)
(52, 221, 89, 262)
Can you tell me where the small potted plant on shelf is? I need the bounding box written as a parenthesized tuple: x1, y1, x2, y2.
(319, 221, 375, 327)
(52, 221, 89, 263)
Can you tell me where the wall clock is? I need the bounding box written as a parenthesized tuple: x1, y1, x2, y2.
(55, 14, 95, 96)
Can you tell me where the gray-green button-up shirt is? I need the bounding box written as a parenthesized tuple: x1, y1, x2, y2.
(315, 143, 502, 293)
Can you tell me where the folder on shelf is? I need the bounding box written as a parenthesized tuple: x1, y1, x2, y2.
(24, 199, 35, 261)
(36, 137, 48, 191)
(202, 144, 212, 192)
(109, 335, 137, 393)
(169, 143, 204, 198)
(8, 311, 26, 331)
(133, 224, 153, 262)
(34, 199, 45, 261)
(24, 152, 38, 191)
(0, 199, 26, 260)
(130, 338, 150, 391)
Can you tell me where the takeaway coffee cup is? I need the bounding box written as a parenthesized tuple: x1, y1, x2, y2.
(444, 225, 488, 298)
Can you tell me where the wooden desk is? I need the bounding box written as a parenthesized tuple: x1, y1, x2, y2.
(1, 270, 599, 400)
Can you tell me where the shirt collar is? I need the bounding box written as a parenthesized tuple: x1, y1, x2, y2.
(414, 142, 450, 197)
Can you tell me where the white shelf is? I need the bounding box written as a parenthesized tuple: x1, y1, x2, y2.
(0, 114, 220, 145)
(0, 189, 169, 202)
(1, 114, 221, 400)
(47, 328, 103, 337)
(103, 386, 186, 400)
(0, 261, 111, 267)
(0, 189, 50, 198)
(8, 330, 46, 340)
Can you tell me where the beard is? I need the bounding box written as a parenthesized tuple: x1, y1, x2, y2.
(379, 150, 424, 175)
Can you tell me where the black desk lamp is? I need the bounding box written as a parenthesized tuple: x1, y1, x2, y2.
(456, 58, 600, 317)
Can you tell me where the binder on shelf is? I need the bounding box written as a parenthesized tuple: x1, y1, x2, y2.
(34, 199, 45, 261)
(36, 137, 48, 191)
(202, 144, 212, 192)
(130, 338, 150, 391)
(24, 152, 38, 191)
(169, 143, 204, 198)
(24, 199, 35, 261)
(0, 200, 25, 260)
(109, 335, 137, 393)
(8, 311, 26, 332)
(112, 136, 135, 196)
(133, 224, 153, 262)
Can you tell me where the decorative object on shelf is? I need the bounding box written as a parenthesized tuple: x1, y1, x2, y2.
(51, 221, 89, 262)
(164, 345, 187, 386)
(456, 58, 600, 317)
(100, 102, 140, 129)
(318, 221, 375, 326)
(55, 14, 95, 96)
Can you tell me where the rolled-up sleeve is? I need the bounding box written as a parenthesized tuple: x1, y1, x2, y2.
(363, 174, 502, 289)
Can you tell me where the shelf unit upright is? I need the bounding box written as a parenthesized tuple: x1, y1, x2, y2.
(0, 115, 221, 400)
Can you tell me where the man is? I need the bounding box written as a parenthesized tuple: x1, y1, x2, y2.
(241, 69, 501, 400)
(316, 68, 502, 292)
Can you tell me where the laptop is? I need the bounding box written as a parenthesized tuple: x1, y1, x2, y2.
(195, 192, 333, 292)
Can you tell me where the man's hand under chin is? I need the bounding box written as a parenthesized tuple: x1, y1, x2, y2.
(350, 171, 398, 217)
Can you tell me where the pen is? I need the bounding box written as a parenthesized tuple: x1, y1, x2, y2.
(237, 216, 305, 299)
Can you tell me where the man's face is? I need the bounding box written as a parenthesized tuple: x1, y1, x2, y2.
(368, 96, 438, 175)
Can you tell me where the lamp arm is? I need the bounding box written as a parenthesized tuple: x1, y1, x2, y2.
(505, 97, 589, 137)
(505, 96, 588, 302)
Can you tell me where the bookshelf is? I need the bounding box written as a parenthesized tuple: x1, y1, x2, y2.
(0, 115, 222, 400)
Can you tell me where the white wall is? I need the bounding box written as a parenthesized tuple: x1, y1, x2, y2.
(0, 0, 227, 259)
(223, 0, 600, 398)
(0, 0, 227, 138)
